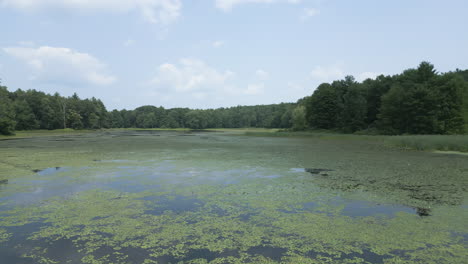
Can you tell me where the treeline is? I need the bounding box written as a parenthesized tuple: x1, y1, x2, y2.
(303, 62, 468, 134)
(110, 103, 295, 130)
(1, 62, 467, 136)
(0, 89, 108, 135)
(0, 85, 296, 135)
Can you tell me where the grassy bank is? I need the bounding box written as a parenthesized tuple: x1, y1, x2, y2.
(384, 135, 468, 152)
(0, 129, 96, 140)
(2, 128, 468, 153)
(244, 130, 468, 153)
(0, 128, 276, 140)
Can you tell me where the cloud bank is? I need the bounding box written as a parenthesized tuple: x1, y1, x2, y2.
(3, 46, 116, 86)
(215, 0, 301, 11)
(0, 0, 182, 25)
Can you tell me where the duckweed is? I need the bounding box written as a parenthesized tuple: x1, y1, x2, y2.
(0, 130, 467, 263)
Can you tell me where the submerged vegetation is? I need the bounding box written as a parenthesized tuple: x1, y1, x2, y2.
(1, 62, 468, 136)
(0, 130, 467, 263)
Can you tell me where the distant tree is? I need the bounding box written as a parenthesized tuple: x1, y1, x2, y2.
(67, 110, 83, 129)
(291, 105, 307, 131)
(110, 110, 124, 128)
(363, 75, 393, 125)
(305, 83, 339, 129)
(340, 85, 367, 132)
(185, 110, 208, 129)
(14, 99, 39, 130)
(88, 113, 100, 129)
(432, 73, 466, 134)
(0, 86, 16, 135)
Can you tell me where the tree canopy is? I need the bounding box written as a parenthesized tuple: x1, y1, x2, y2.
(1, 62, 467, 135)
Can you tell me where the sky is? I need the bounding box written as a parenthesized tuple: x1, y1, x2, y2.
(1, 0, 467, 110)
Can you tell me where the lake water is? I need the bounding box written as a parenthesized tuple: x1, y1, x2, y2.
(0, 130, 467, 263)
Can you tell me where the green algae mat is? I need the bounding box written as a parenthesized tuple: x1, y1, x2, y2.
(0, 130, 467, 263)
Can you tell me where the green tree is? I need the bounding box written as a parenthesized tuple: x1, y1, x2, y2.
(67, 110, 83, 129)
(14, 99, 39, 130)
(0, 86, 16, 135)
(305, 83, 339, 129)
(291, 105, 307, 131)
(340, 85, 367, 132)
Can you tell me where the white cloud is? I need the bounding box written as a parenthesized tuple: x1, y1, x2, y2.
(244, 83, 265, 95)
(255, 69, 269, 80)
(150, 58, 235, 93)
(300, 8, 319, 21)
(148, 58, 268, 100)
(310, 64, 345, 82)
(212, 40, 224, 48)
(3, 46, 116, 86)
(215, 0, 301, 11)
(0, 0, 182, 25)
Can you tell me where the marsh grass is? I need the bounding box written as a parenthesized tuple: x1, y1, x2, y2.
(0, 128, 95, 140)
(385, 135, 468, 152)
(243, 130, 468, 153)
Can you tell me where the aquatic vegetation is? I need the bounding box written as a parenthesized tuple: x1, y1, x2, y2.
(0, 228, 11, 243)
(0, 130, 467, 263)
(384, 134, 468, 152)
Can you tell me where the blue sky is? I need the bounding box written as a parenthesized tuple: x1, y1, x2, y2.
(1, 0, 467, 110)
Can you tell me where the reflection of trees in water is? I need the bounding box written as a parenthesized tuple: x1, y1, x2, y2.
(0, 179, 8, 185)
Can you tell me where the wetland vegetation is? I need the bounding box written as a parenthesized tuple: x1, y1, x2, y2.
(0, 130, 467, 263)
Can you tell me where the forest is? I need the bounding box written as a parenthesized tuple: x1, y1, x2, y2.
(1, 62, 468, 136)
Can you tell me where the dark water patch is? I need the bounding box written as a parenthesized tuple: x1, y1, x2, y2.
(247, 246, 287, 261)
(0, 222, 49, 264)
(32, 167, 68, 176)
(41, 238, 85, 263)
(451, 232, 468, 243)
(307, 248, 391, 263)
(341, 200, 415, 217)
(156, 248, 239, 264)
(143, 195, 204, 215)
(0, 179, 8, 185)
(5, 222, 47, 239)
(238, 212, 258, 221)
(0, 250, 35, 264)
(305, 168, 334, 175)
(345, 249, 392, 263)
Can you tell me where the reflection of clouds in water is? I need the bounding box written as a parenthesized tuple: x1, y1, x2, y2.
(32, 187, 43, 194)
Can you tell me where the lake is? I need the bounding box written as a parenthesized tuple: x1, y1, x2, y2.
(0, 130, 467, 263)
